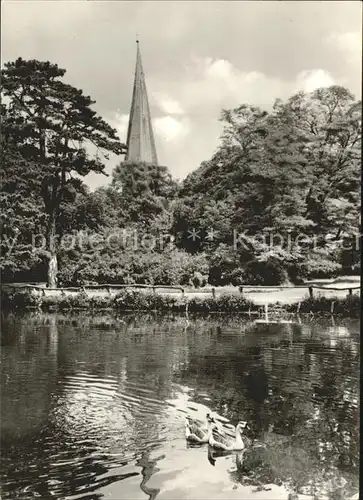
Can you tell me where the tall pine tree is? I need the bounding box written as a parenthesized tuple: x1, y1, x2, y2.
(1, 58, 126, 286)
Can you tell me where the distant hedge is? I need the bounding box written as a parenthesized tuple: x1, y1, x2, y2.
(1, 288, 359, 317)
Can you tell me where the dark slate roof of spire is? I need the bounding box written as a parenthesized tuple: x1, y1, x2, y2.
(125, 41, 158, 165)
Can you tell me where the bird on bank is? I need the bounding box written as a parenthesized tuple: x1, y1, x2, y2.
(185, 413, 215, 444)
(209, 421, 250, 451)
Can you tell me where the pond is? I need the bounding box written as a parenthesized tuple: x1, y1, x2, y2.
(0, 312, 359, 500)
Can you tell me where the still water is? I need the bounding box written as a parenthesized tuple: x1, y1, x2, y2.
(0, 312, 359, 500)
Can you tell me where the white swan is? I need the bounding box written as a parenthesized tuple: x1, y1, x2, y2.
(185, 413, 214, 444)
(209, 421, 249, 451)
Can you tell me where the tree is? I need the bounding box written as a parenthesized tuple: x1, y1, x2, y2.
(174, 86, 361, 284)
(0, 104, 47, 281)
(111, 161, 179, 224)
(1, 58, 126, 286)
(274, 86, 361, 238)
(54, 160, 182, 286)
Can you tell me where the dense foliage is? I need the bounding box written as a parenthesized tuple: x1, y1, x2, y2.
(1, 58, 126, 285)
(173, 87, 361, 284)
(1, 57, 360, 286)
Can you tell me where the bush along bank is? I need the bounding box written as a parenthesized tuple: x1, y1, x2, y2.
(1, 288, 115, 311)
(285, 293, 360, 316)
(1, 288, 360, 317)
(115, 289, 255, 313)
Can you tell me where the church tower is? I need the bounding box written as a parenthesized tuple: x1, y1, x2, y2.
(125, 41, 158, 165)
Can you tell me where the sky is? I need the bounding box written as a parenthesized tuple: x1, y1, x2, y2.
(2, 0, 362, 189)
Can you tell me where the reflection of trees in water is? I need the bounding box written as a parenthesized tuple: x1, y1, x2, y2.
(0, 312, 193, 499)
(225, 438, 349, 498)
(136, 449, 164, 500)
(1, 313, 359, 498)
(2, 430, 139, 499)
(177, 319, 359, 495)
(1, 314, 138, 498)
(308, 339, 359, 475)
(1, 314, 58, 442)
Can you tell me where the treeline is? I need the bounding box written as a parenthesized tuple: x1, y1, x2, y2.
(1, 58, 361, 287)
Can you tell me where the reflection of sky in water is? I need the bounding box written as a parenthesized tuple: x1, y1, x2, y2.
(0, 313, 359, 500)
(52, 374, 189, 464)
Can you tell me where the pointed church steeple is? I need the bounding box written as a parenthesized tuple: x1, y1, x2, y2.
(125, 41, 158, 165)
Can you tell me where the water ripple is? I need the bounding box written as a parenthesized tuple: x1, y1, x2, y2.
(1, 313, 359, 500)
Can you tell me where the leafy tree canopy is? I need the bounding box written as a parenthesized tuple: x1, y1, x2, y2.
(1, 58, 126, 285)
(173, 85, 361, 283)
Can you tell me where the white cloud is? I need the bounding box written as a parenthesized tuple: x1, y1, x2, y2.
(85, 56, 348, 187)
(153, 116, 190, 142)
(109, 113, 129, 141)
(205, 58, 234, 80)
(295, 69, 335, 93)
(147, 56, 349, 179)
(155, 57, 292, 115)
(2, 1, 361, 191)
(153, 94, 185, 115)
(327, 32, 361, 64)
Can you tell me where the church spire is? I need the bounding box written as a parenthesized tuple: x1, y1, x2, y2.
(125, 40, 158, 165)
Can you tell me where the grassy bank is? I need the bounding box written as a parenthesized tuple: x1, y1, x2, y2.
(1, 288, 360, 317)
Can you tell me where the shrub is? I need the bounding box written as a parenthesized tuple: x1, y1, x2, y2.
(89, 295, 115, 309)
(1, 288, 41, 309)
(188, 296, 216, 312)
(185, 294, 253, 313)
(243, 258, 289, 285)
(229, 268, 244, 286)
(114, 289, 149, 310)
(114, 289, 254, 313)
(68, 293, 91, 309)
(57, 247, 211, 287)
(208, 244, 241, 286)
(191, 271, 207, 288)
(286, 293, 360, 316)
(40, 294, 63, 310)
(302, 257, 341, 279)
(114, 289, 186, 311)
(2, 286, 359, 316)
(339, 294, 360, 316)
(216, 294, 253, 312)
